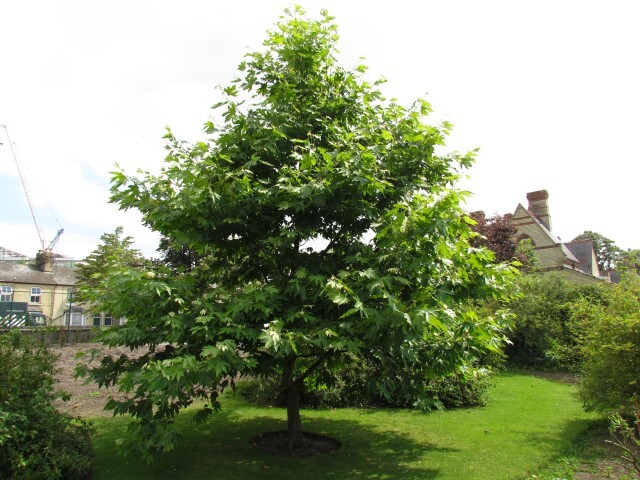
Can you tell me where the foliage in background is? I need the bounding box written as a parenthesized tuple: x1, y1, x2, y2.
(0, 331, 94, 480)
(571, 230, 640, 276)
(468, 211, 536, 271)
(577, 274, 640, 412)
(618, 248, 640, 275)
(572, 230, 621, 272)
(505, 273, 603, 372)
(154, 236, 202, 273)
(76, 7, 517, 457)
(74, 227, 144, 307)
(238, 361, 491, 410)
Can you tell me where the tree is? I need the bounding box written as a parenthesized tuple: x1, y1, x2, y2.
(75, 227, 144, 307)
(572, 230, 621, 271)
(617, 248, 640, 274)
(468, 211, 536, 270)
(154, 235, 201, 273)
(78, 7, 517, 457)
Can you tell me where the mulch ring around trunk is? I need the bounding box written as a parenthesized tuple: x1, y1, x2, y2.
(250, 431, 341, 457)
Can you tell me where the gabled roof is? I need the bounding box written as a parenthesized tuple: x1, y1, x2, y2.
(513, 204, 580, 263)
(0, 262, 76, 286)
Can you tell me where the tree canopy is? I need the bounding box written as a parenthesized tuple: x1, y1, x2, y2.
(572, 230, 621, 272)
(572, 230, 639, 275)
(468, 211, 536, 271)
(74, 227, 144, 307)
(77, 7, 517, 457)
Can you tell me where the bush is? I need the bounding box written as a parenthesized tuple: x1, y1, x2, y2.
(238, 364, 491, 410)
(421, 371, 492, 409)
(0, 331, 94, 480)
(506, 273, 603, 372)
(577, 275, 640, 412)
(236, 369, 374, 409)
(607, 398, 640, 477)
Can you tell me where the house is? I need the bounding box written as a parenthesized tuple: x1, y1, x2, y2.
(0, 248, 115, 327)
(512, 190, 607, 283)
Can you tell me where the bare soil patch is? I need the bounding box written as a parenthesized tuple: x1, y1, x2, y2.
(55, 343, 342, 458)
(529, 370, 579, 384)
(250, 431, 341, 457)
(52, 343, 142, 418)
(572, 426, 639, 480)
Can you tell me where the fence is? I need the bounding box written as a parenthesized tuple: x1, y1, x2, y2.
(0, 312, 46, 328)
(0, 326, 97, 345)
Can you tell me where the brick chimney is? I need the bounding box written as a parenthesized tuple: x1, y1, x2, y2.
(526, 190, 552, 231)
(36, 249, 54, 272)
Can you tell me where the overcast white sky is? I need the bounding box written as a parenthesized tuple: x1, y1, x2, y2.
(1, 1, 638, 259)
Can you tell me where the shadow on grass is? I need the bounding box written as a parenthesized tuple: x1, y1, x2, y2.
(91, 410, 450, 480)
(523, 417, 604, 447)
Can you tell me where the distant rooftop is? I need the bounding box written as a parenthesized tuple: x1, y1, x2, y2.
(0, 261, 76, 285)
(0, 246, 78, 267)
(0, 246, 29, 260)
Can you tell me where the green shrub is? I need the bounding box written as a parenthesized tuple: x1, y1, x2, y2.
(422, 371, 492, 409)
(238, 364, 491, 410)
(577, 275, 640, 412)
(236, 370, 373, 409)
(607, 398, 640, 477)
(0, 331, 94, 480)
(506, 273, 603, 372)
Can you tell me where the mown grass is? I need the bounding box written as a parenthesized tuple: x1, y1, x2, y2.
(89, 372, 601, 480)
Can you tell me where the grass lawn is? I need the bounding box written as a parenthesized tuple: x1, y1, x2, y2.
(89, 372, 601, 480)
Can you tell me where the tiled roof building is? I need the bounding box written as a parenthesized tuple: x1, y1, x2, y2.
(0, 249, 76, 325)
(512, 190, 609, 283)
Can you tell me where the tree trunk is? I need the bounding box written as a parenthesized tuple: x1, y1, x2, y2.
(283, 356, 304, 451)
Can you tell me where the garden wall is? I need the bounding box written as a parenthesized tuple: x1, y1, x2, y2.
(0, 326, 97, 345)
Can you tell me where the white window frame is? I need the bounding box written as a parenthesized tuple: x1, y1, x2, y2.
(0, 286, 12, 302)
(30, 287, 42, 304)
(66, 312, 85, 326)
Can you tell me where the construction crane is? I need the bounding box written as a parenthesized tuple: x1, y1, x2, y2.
(48, 228, 64, 250)
(1, 124, 63, 251)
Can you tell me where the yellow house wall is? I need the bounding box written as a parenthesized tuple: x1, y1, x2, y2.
(3, 282, 73, 326)
(513, 205, 566, 270)
(532, 245, 566, 270)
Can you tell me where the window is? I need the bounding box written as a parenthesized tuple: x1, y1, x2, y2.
(67, 289, 75, 303)
(28, 312, 46, 326)
(0, 286, 12, 302)
(93, 314, 101, 326)
(103, 314, 112, 326)
(67, 312, 84, 326)
(30, 287, 42, 304)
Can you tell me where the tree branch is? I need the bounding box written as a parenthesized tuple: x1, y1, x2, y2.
(294, 349, 345, 385)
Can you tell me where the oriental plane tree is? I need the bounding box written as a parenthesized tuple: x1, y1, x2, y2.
(77, 7, 517, 456)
